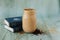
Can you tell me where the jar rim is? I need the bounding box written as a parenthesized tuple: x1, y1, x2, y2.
(24, 8, 35, 10)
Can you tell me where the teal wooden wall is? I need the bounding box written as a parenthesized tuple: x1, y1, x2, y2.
(0, 0, 59, 17)
(0, 0, 59, 28)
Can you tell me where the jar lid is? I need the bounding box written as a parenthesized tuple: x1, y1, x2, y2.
(24, 8, 35, 14)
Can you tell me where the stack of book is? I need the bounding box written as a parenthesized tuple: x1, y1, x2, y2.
(4, 16, 23, 32)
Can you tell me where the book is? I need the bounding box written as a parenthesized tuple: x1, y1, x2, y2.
(4, 16, 22, 28)
(4, 25, 23, 32)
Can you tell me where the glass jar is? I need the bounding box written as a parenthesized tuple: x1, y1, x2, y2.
(22, 8, 36, 32)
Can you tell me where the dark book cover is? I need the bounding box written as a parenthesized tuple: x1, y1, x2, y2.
(4, 16, 22, 28)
